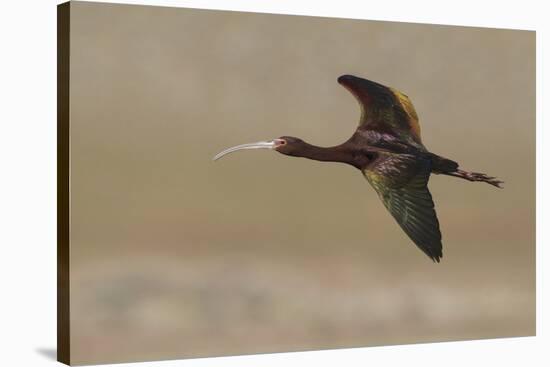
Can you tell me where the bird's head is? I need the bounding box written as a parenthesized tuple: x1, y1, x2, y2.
(213, 136, 305, 161)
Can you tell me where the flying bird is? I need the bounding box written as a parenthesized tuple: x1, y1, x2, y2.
(214, 75, 502, 262)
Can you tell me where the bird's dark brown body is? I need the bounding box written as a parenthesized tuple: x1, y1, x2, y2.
(214, 74, 502, 262)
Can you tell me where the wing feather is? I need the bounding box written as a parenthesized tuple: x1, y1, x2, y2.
(364, 153, 442, 262)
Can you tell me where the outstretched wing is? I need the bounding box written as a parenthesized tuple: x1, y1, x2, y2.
(364, 153, 442, 262)
(337, 75, 423, 147)
(384, 88, 422, 143)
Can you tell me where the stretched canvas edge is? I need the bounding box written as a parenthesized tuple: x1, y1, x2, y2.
(57, 1, 71, 365)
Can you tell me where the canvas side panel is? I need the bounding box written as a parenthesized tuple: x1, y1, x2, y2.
(57, 2, 71, 365)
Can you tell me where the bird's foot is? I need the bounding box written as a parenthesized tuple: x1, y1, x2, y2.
(458, 170, 504, 188)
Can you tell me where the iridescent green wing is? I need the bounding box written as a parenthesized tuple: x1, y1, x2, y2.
(364, 153, 442, 262)
(359, 87, 424, 147)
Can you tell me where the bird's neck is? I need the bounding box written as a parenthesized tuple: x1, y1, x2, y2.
(293, 142, 360, 168)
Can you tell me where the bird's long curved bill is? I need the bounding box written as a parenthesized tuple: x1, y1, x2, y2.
(213, 140, 278, 161)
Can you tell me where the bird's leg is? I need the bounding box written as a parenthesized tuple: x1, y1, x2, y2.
(445, 169, 503, 188)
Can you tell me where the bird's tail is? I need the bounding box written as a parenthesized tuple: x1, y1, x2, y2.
(430, 154, 503, 188)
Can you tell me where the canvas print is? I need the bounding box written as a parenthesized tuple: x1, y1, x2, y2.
(57, 1, 535, 365)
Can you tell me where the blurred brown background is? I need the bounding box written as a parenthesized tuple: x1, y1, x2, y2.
(68, 1, 535, 364)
